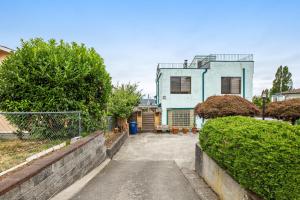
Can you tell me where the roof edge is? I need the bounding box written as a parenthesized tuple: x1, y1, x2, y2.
(0, 45, 14, 53)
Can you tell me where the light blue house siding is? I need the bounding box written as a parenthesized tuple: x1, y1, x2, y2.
(156, 54, 254, 128)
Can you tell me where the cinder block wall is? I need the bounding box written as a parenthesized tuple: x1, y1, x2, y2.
(0, 132, 106, 200)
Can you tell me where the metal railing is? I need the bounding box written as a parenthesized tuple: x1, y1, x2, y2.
(202, 54, 253, 62)
(157, 63, 188, 69)
(0, 111, 81, 140)
(157, 54, 253, 69)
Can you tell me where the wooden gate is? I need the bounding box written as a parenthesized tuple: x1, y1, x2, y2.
(142, 111, 155, 132)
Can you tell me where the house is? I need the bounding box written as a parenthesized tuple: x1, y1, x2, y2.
(271, 88, 300, 102)
(156, 54, 254, 129)
(0, 45, 13, 63)
(0, 45, 15, 138)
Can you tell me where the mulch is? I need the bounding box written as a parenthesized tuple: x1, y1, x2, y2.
(104, 131, 123, 148)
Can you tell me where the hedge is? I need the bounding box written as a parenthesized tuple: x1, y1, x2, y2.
(0, 38, 112, 137)
(199, 116, 300, 200)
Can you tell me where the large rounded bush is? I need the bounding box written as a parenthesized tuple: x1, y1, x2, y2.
(266, 99, 300, 124)
(0, 38, 111, 135)
(194, 95, 259, 119)
(200, 116, 300, 200)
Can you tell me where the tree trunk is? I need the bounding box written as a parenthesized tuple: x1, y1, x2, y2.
(117, 117, 128, 133)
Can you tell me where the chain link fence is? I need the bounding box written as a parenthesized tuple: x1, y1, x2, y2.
(0, 111, 81, 140)
(106, 116, 116, 132)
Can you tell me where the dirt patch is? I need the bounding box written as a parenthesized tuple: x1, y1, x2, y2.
(104, 132, 123, 148)
(0, 139, 63, 173)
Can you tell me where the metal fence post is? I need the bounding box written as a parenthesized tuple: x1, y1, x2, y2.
(78, 112, 81, 137)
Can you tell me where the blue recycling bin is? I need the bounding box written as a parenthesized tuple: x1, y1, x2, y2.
(129, 121, 138, 135)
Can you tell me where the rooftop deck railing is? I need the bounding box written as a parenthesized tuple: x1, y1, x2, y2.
(157, 54, 253, 69)
(201, 54, 253, 63)
(157, 63, 188, 69)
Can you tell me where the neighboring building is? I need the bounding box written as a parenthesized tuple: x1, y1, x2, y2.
(131, 98, 161, 132)
(139, 98, 156, 107)
(271, 94, 285, 102)
(271, 88, 300, 102)
(0, 45, 14, 138)
(0, 45, 13, 63)
(156, 54, 254, 128)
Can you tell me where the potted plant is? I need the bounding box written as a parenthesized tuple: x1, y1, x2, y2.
(113, 127, 119, 133)
(182, 128, 189, 134)
(192, 122, 197, 134)
(172, 127, 179, 134)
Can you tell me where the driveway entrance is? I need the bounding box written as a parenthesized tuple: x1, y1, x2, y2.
(69, 133, 217, 200)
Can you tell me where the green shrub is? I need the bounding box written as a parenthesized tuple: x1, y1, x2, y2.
(108, 83, 141, 119)
(199, 116, 300, 200)
(0, 38, 112, 137)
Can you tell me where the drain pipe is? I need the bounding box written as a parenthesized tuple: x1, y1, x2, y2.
(202, 69, 208, 123)
(156, 73, 162, 105)
(202, 69, 208, 102)
(242, 68, 246, 98)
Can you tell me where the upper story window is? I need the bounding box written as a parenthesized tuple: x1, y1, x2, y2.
(221, 77, 241, 94)
(170, 76, 191, 94)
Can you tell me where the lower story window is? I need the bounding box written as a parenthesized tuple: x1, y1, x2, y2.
(167, 109, 194, 128)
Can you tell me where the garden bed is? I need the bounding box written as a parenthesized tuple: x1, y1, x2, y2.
(105, 131, 128, 158)
(0, 139, 63, 173)
(104, 131, 123, 147)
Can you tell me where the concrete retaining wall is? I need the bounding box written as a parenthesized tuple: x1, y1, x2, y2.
(195, 144, 261, 200)
(0, 132, 106, 200)
(106, 132, 128, 158)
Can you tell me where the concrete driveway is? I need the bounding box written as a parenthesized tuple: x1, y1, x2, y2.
(114, 132, 197, 169)
(68, 133, 217, 200)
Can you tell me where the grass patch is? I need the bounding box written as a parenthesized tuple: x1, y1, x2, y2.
(0, 139, 63, 173)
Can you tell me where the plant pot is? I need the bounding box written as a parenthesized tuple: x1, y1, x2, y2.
(113, 127, 119, 133)
(182, 128, 189, 134)
(172, 127, 179, 134)
(192, 127, 198, 134)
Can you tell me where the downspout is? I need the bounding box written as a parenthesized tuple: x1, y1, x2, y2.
(202, 69, 208, 102)
(156, 80, 158, 105)
(242, 68, 245, 98)
(202, 69, 208, 123)
(156, 73, 162, 105)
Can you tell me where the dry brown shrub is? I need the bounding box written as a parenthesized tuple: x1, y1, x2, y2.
(194, 95, 260, 119)
(266, 99, 300, 124)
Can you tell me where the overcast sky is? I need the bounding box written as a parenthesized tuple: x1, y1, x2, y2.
(1, 0, 299, 97)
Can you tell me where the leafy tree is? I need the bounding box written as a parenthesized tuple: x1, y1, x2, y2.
(270, 65, 293, 95)
(252, 89, 270, 108)
(252, 96, 263, 108)
(0, 38, 112, 137)
(108, 83, 142, 119)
